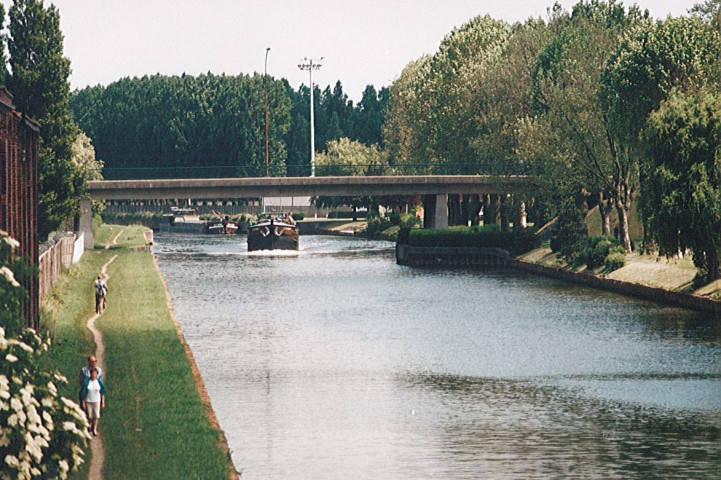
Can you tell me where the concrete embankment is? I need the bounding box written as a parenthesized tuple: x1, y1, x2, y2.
(396, 244, 510, 267)
(396, 243, 721, 315)
(510, 258, 721, 315)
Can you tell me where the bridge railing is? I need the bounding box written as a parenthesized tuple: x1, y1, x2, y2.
(100, 163, 516, 179)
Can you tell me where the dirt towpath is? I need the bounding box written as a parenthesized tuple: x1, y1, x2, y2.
(86, 230, 122, 479)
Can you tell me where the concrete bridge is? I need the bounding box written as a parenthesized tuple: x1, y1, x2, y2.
(82, 175, 533, 247)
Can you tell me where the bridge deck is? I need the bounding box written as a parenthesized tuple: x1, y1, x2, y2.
(87, 175, 533, 200)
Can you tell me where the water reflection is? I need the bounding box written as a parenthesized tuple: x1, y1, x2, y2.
(154, 233, 721, 479)
(404, 374, 720, 478)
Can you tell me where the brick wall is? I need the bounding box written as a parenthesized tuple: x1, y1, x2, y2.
(0, 86, 40, 329)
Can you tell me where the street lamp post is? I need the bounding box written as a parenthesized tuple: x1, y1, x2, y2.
(264, 47, 271, 177)
(297, 57, 323, 177)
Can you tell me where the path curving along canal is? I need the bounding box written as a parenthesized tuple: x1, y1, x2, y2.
(153, 233, 721, 479)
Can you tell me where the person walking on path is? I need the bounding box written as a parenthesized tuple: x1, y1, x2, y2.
(85, 252, 117, 479)
(94, 275, 108, 314)
(79, 355, 104, 402)
(80, 367, 106, 436)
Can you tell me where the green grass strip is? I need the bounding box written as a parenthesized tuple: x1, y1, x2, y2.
(93, 224, 150, 248)
(42, 248, 115, 480)
(43, 225, 232, 480)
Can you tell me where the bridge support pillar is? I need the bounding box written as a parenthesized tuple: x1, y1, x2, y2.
(423, 194, 448, 229)
(79, 198, 94, 249)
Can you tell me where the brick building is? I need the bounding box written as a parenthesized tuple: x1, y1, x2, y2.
(0, 86, 40, 328)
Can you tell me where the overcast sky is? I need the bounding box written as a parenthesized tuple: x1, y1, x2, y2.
(2, 0, 702, 101)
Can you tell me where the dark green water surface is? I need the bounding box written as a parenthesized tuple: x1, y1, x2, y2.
(153, 233, 721, 479)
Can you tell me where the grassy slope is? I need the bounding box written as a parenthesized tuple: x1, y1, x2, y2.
(519, 205, 715, 296)
(100, 249, 229, 480)
(585, 203, 644, 239)
(43, 225, 231, 480)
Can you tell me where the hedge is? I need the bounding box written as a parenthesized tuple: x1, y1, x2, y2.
(400, 226, 541, 255)
(328, 210, 368, 219)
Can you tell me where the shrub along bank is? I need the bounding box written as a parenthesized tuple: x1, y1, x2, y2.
(398, 225, 541, 256)
(42, 225, 233, 480)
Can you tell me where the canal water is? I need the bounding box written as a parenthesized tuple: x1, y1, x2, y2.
(153, 233, 721, 479)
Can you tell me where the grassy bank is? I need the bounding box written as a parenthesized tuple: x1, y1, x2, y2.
(42, 225, 233, 480)
(517, 245, 721, 304)
(41, 247, 111, 480)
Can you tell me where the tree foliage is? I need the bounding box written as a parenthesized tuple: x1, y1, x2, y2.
(314, 137, 389, 177)
(600, 13, 720, 263)
(312, 137, 389, 210)
(642, 87, 721, 281)
(7, 0, 84, 239)
(690, 0, 721, 30)
(71, 131, 103, 182)
(601, 15, 720, 145)
(71, 73, 292, 178)
(382, 56, 431, 172)
(71, 75, 388, 180)
(386, 15, 512, 174)
(522, 0, 648, 250)
(382, 1, 721, 280)
(0, 4, 6, 84)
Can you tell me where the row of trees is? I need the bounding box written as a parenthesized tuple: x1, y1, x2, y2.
(69, 75, 388, 179)
(382, 0, 721, 281)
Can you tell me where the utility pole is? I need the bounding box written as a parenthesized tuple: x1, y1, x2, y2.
(297, 57, 323, 177)
(264, 47, 271, 177)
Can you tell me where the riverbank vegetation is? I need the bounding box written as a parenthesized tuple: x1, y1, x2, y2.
(398, 225, 541, 256)
(382, 1, 721, 282)
(40, 225, 233, 479)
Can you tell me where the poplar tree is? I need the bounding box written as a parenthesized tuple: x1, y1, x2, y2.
(7, 0, 83, 239)
(0, 4, 6, 83)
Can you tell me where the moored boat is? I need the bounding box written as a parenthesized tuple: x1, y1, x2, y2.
(247, 213, 299, 251)
(204, 220, 238, 234)
(204, 213, 238, 234)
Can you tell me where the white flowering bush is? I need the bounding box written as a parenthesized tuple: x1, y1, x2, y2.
(0, 231, 90, 479)
(0, 233, 28, 340)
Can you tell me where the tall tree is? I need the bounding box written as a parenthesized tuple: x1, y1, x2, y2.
(601, 14, 720, 251)
(382, 56, 431, 173)
(0, 4, 7, 83)
(421, 15, 511, 173)
(8, 0, 83, 239)
(354, 85, 387, 147)
(642, 88, 721, 281)
(71, 73, 292, 179)
(473, 18, 552, 176)
(524, 1, 648, 249)
(691, 0, 721, 30)
(284, 81, 312, 176)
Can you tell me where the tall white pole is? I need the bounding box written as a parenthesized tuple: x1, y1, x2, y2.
(309, 66, 315, 177)
(264, 47, 270, 177)
(298, 57, 323, 177)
